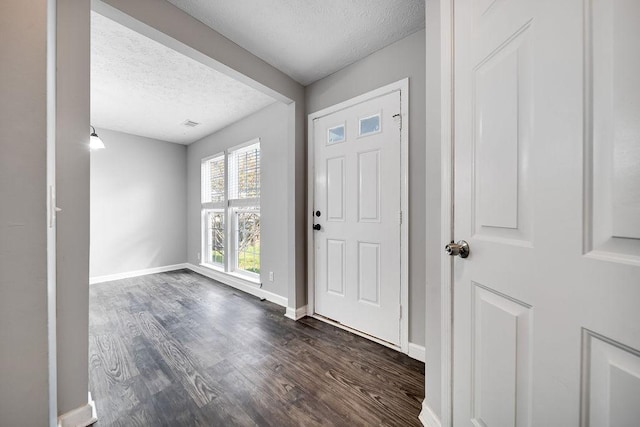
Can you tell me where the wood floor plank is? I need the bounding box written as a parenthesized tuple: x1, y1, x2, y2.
(89, 334, 138, 386)
(89, 269, 424, 426)
(208, 365, 291, 427)
(149, 382, 212, 426)
(240, 315, 424, 420)
(109, 401, 163, 427)
(135, 310, 220, 408)
(258, 339, 415, 426)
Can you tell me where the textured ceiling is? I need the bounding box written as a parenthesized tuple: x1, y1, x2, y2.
(165, 0, 426, 85)
(91, 12, 277, 145)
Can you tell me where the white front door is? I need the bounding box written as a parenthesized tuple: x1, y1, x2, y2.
(452, 0, 640, 425)
(313, 90, 402, 346)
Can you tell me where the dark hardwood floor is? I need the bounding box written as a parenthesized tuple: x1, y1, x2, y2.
(89, 269, 424, 426)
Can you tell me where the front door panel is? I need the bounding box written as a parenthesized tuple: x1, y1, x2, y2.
(314, 90, 401, 346)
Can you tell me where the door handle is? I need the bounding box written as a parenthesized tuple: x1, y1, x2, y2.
(313, 224, 322, 231)
(445, 240, 469, 258)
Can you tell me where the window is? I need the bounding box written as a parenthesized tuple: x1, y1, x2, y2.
(204, 210, 225, 266)
(359, 113, 381, 137)
(327, 124, 346, 144)
(201, 140, 261, 281)
(234, 207, 260, 274)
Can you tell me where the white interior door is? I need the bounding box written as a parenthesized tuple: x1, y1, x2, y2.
(452, 0, 640, 425)
(313, 90, 402, 346)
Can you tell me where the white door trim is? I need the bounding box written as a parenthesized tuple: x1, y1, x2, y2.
(439, 0, 454, 425)
(307, 78, 410, 354)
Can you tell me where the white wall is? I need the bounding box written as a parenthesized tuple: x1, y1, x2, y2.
(305, 30, 427, 347)
(0, 1, 50, 424)
(90, 128, 187, 278)
(187, 102, 290, 298)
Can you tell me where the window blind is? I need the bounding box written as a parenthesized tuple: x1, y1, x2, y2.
(202, 155, 225, 203)
(229, 143, 260, 200)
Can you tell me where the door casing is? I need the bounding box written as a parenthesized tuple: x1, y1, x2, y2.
(306, 78, 410, 354)
(439, 0, 455, 425)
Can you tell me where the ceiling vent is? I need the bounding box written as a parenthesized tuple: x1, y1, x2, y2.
(182, 120, 200, 127)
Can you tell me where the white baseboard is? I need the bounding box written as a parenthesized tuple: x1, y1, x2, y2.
(89, 263, 187, 285)
(58, 392, 97, 427)
(186, 263, 288, 308)
(408, 342, 426, 363)
(285, 305, 308, 321)
(418, 400, 441, 427)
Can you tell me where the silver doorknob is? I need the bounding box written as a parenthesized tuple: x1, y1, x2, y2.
(445, 240, 469, 258)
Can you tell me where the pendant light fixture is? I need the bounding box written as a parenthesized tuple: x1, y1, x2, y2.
(89, 126, 105, 150)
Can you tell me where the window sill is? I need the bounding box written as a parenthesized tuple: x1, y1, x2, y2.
(199, 263, 261, 286)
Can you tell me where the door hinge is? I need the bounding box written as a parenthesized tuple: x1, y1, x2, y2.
(400, 305, 403, 319)
(393, 113, 402, 129)
(399, 210, 403, 225)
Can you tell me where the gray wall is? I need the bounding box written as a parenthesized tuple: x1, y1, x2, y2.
(187, 102, 290, 298)
(56, 0, 91, 414)
(100, 0, 307, 312)
(424, 0, 443, 417)
(305, 30, 427, 346)
(0, 0, 92, 421)
(90, 129, 187, 278)
(0, 0, 50, 424)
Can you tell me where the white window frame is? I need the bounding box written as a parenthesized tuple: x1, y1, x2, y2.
(201, 138, 261, 283)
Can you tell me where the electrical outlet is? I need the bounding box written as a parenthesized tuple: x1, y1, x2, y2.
(269, 271, 274, 282)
